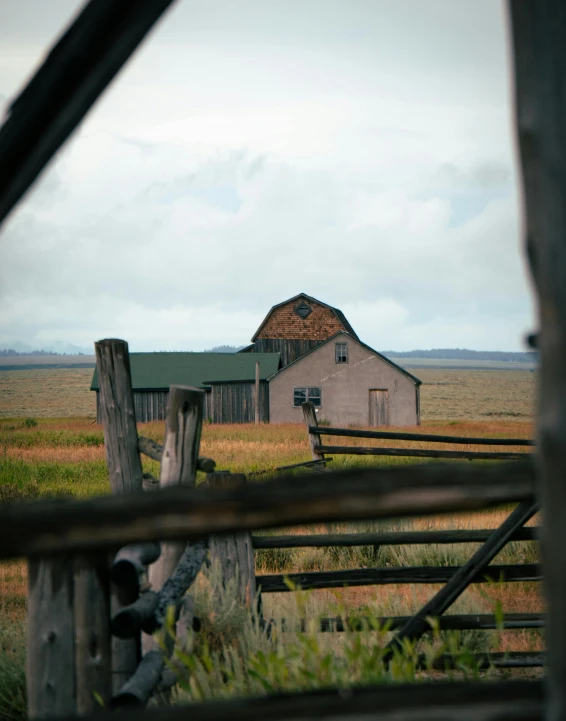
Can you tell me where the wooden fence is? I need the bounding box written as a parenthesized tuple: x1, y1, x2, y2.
(0, 0, 563, 720)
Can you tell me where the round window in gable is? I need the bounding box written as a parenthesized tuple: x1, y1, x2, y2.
(295, 301, 312, 319)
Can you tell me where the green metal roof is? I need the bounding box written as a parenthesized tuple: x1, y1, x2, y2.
(90, 352, 281, 391)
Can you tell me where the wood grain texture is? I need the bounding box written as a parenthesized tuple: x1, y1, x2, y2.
(252, 527, 539, 548)
(37, 679, 544, 721)
(27, 556, 76, 719)
(95, 339, 144, 692)
(206, 472, 256, 608)
(281, 612, 545, 633)
(315, 445, 530, 461)
(95, 339, 144, 496)
(509, 3, 566, 718)
(147, 386, 204, 635)
(110, 542, 161, 592)
(256, 563, 541, 593)
(138, 437, 216, 473)
(389, 500, 538, 649)
(0, 0, 175, 227)
(0, 461, 537, 559)
(303, 402, 324, 462)
(73, 553, 111, 714)
(311, 426, 535, 446)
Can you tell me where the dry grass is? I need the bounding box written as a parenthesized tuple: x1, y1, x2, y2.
(0, 367, 537, 421)
(0, 369, 96, 418)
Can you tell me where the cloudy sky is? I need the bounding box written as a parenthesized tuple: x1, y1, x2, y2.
(0, 0, 536, 353)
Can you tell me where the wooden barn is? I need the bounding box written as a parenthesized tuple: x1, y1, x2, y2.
(240, 293, 360, 367)
(267, 330, 422, 426)
(91, 352, 280, 424)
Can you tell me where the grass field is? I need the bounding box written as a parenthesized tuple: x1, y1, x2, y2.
(0, 366, 537, 420)
(0, 367, 540, 715)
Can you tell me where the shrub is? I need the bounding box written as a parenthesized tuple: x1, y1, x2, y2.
(24, 419, 37, 428)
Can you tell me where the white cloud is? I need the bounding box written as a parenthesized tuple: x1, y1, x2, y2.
(0, 0, 536, 352)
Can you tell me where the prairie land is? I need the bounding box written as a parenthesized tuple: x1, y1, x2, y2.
(0, 366, 536, 420)
(0, 367, 540, 713)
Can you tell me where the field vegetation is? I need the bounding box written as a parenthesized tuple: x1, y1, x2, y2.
(0, 367, 539, 716)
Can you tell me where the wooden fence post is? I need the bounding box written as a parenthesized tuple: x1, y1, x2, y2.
(255, 362, 260, 425)
(27, 556, 76, 719)
(73, 553, 112, 714)
(509, 2, 566, 719)
(95, 338, 145, 694)
(207, 472, 257, 609)
(144, 385, 204, 654)
(302, 402, 325, 465)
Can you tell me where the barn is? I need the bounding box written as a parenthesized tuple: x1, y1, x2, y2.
(240, 293, 359, 367)
(91, 293, 421, 426)
(90, 352, 281, 423)
(267, 330, 421, 426)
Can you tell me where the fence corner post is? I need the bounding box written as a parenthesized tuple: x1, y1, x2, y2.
(95, 338, 144, 693)
(303, 401, 325, 465)
(207, 472, 257, 610)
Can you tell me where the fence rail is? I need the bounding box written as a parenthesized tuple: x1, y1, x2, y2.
(309, 426, 535, 446)
(252, 527, 539, 548)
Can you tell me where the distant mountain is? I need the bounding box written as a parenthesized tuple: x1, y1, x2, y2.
(381, 349, 538, 362)
(203, 345, 246, 353)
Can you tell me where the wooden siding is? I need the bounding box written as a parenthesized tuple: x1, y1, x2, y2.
(256, 298, 346, 341)
(250, 338, 323, 368)
(96, 391, 211, 424)
(210, 382, 269, 424)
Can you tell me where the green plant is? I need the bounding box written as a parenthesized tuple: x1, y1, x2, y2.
(24, 418, 37, 428)
(0, 622, 26, 720)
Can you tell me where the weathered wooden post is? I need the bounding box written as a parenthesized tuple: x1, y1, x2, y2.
(255, 361, 260, 425)
(95, 338, 145, 694)
(145, 386, 204, 612)
(27, 556, 76, 719)
(302, 401, 325, 465)
(509, 2, 566, 718)
(207, 472, 257, 609)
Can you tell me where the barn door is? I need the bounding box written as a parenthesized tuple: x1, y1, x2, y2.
(369, 389, 389, 426)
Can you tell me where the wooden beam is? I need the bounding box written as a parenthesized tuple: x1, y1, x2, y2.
(32, 679, 544, 721)
(27, 556, 76, 719)
(295, 612, 544, 633)
(0, 0, 176, 228)
(314, 445, 530, 461)
(138, 436, 215, 473)
(207, 473, 256, 609)
(255, 361, 260, 425)
(256, 563, 541, 593)
(388, 500, 538, 649)
(310, 426, 534, 446)
(95, 338, 144, 693)
(303, 402, 325, 463)
(73, 553, 111, 714)
(252, 527, 539, 548)
(0, 461, 537, 559)
(509, 2, 566, 719)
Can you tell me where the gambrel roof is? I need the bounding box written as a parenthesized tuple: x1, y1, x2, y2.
(251, 293, 359, 341)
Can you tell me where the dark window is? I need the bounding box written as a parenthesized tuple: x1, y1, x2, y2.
(335, 342, 348, 364)
(294, 387, 321, 407)
(295, 301, 312, 319)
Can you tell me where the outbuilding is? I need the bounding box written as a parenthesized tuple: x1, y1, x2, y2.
(91, 352, 281, 423)
(267, 331, 421, 426)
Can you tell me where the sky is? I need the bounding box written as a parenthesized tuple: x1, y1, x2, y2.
(0, 0, 536, 353)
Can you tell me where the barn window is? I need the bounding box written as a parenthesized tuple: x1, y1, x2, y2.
(335, 342, 348, 363)
(294, 301, 312, 319)
(294, 387, 321, 407)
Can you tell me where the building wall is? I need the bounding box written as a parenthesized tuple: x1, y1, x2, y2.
(250, 338, 323, 368)
(268, 335, 419, 426)
(256, 297, 345, 341)
(209, 382, 269, 423)
(96, 390, 211, 423)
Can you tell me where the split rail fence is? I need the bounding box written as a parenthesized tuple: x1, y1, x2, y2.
(0, 0, 562, 720)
